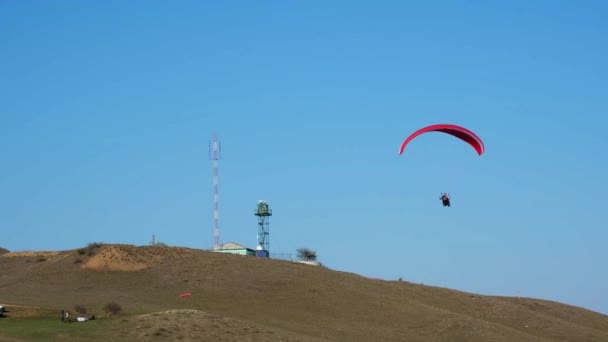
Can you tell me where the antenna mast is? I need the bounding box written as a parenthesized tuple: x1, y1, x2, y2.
(209, 133, 221, 250)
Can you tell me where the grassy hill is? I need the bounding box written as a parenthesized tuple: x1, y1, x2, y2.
(1, 244, 607, 341)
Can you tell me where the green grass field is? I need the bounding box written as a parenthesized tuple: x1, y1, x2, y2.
(0, 317, 117, 342)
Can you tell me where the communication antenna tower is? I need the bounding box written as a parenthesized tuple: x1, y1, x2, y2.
(209, 133, 221, 250)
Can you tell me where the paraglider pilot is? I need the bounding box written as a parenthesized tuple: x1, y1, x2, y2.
(440, 193, 450, 207)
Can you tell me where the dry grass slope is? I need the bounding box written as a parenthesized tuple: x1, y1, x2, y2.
(119, 309, 331, 342)
(1, 244, 607, 342)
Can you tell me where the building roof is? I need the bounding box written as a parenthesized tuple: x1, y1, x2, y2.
(219, 242, 251, 250)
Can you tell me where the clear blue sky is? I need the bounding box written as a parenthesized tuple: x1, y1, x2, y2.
(2, 1, 607, 314)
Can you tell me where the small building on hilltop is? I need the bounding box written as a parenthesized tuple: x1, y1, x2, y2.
(214, 242, 255, 256)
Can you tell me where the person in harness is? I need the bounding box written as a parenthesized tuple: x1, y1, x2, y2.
(440, 193, 451, 207)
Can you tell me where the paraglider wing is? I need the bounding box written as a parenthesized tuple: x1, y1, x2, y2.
(399, 124, 485, 156)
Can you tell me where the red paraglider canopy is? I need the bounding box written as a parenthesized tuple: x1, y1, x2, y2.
(399, 124, 485, 156)
(179, 293, 191, 298)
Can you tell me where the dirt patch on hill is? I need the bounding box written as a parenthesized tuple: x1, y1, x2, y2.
(118, 309, 331, 342)
(81, 246, 148, 271)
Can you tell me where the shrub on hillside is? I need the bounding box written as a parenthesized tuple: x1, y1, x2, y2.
(103, 302, 123, 317)
(74, 304, 87, 316)
(296, 247, 317, 262)
(0, 247, 9, 255)
(87, 242, 103, 249)
(85, 242, 104, 256)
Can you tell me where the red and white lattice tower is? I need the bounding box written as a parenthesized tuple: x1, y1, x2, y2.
(209, 133, 221, 250)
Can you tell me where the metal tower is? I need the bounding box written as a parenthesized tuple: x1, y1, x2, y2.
(209, 133, 221, 250)
(255, 200, 272, 256)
